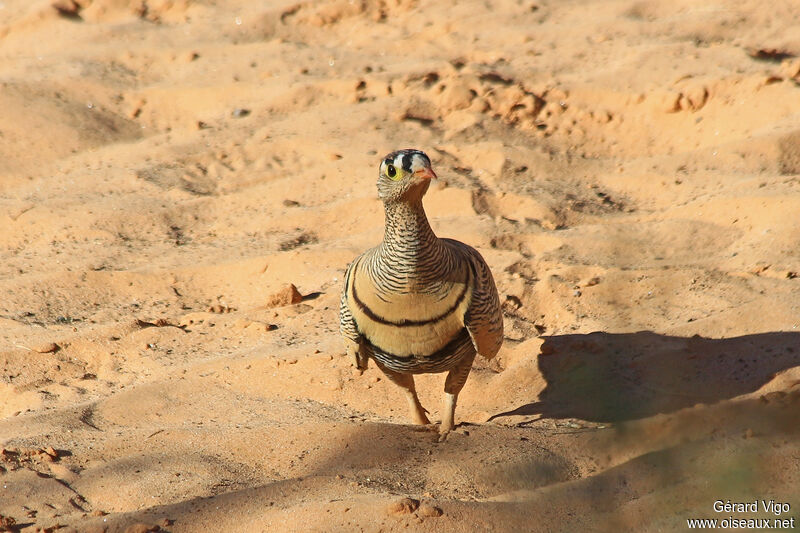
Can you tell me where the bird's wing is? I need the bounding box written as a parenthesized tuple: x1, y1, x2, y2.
(340, 257, 361, 343)
(442, 239, 504, 359)
(339, 253, 369, 369)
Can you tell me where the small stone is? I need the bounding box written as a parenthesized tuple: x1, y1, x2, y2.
(52, 0, 81, 17)
(43, 447, 59, 460)
(387, 497, 419, 516)
(232, 108, 251, 118)
(418, 503, 443, 517)
(207, 304, 235, 314)
(265, 284, 303, 308)
(246, 321, 278, 332)
(34, 342, 60, 354)
(748, 48, 794, 61)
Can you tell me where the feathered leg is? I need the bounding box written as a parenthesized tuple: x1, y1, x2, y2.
(440, 352, 476, 440)
(377, 364, 431, 425)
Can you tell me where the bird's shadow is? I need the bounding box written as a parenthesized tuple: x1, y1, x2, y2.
(490, 330, 800, 423)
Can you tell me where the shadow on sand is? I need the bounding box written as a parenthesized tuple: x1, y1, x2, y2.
(490, 331, 800, 422)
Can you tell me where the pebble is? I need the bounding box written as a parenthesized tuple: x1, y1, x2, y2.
(387, 498, 419, 516)
(207, 304, 235, 314)
(265, 284, 304, 308)
(418, 503, 443, 518)
(247, 321, 278, 332)
(51, 0, 80, 17)
(34, 342, 60, 354)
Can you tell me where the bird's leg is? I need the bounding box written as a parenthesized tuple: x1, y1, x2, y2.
(440, 352, 476, 440)
(345, 339, 369, 372)
(378, 366, 430, 426)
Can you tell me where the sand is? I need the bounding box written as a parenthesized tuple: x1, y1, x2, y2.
(1, 0, 799, 531)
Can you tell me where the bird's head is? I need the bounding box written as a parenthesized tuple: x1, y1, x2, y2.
(376, 149, 437, 203)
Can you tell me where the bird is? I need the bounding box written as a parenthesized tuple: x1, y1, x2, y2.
(339, 148, 503, 439)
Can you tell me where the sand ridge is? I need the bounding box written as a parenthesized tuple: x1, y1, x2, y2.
(1, 0, 799, 531)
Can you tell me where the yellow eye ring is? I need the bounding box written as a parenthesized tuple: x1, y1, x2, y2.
(386, 164, 398, 179)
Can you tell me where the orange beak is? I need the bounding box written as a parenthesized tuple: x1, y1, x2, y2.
(413, 167, 437, 180)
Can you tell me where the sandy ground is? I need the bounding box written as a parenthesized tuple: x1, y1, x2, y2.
(1, 0, 799, 531)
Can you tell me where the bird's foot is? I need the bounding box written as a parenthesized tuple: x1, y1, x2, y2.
(437, 420, 455, 442)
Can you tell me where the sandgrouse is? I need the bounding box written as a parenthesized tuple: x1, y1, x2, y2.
(339, 149, 503, 439)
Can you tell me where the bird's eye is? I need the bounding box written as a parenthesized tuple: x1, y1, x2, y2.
(386, 164, 397, 179)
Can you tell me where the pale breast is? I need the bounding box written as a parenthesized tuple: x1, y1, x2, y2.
(347, 258, 473, 359)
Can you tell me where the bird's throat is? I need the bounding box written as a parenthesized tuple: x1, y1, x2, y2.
(381, 200, 438, 259)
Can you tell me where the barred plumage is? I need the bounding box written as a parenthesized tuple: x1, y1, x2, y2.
(339, 149, 504, 439)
